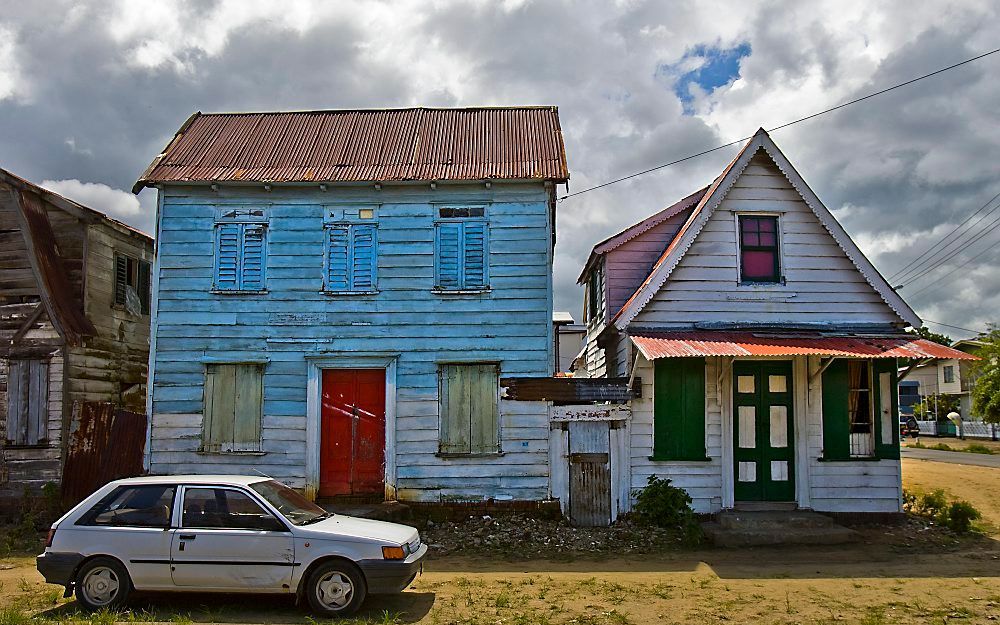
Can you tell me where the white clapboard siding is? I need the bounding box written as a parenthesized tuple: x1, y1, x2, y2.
(634, 153, 902, 327)
(149, 182, 553, 502)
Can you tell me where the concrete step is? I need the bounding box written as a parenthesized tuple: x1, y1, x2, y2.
(717, 510, 838, 530)
(702, 522, 860, 547)
(319, 501, 411, 523)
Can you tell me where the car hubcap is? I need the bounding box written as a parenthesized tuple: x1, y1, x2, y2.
(82, 567, 120, 606)
(316, 571, 354, 609)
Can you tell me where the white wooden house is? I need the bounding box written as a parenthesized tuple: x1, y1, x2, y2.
(574, 129, 976, 520)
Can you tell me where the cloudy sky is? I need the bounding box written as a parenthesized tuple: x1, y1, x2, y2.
(1, 0, 997, 337)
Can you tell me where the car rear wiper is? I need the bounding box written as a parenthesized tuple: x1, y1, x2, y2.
(299, 512, 334, 525)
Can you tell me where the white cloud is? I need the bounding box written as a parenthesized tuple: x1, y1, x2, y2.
(39, 179, 155, 235)
(0, 22, 28, 101)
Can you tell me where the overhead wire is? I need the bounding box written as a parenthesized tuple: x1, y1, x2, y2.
(897, 207, 1000, 289)
(558, 47, 1000, 202)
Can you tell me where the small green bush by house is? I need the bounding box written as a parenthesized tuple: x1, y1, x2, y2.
(964, 443, 995, 455)
(902, 488, 982, 533)
(631, 476, 702, 543)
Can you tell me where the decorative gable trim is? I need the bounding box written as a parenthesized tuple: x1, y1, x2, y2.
(577, 187, 707, 284)
(614, 129, 920, 330)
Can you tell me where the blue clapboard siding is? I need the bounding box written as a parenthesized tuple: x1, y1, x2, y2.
(149, 182, 553, 501)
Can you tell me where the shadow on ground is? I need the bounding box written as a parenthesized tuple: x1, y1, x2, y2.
(36, 591, 436, 624)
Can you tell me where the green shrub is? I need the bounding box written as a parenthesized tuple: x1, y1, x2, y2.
(903, 488, 982, 533)
(930, 443, 953, 451)
(631, 476, 702, 543)
(964, 443, 995, 455)
(944, 501, 981, 533)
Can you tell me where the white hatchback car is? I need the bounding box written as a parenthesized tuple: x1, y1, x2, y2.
(36, 475, 427, 617)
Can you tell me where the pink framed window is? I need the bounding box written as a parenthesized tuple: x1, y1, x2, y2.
(739, 216, 780, 282)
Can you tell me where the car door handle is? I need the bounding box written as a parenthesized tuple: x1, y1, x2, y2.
(179, 534, 197, 540)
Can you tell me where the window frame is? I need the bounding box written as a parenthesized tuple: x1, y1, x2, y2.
(179, 485, 289, 532)
(736, 213, 783, 284)
(437, 362, 501, 457)
(942, 365, 955, 384)
(323, 221, 379, 295)
(201, 363, 264, 454)
(212, 208, 269, 294)
(433, 205, 490, 293)
(76, 484, 178, 529)
(113, 252, 151, 315)
(586, 259, 606, 324)
(846, 360, 875, 458)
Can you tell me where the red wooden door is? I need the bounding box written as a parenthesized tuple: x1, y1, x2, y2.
(320, 369, 386, 497)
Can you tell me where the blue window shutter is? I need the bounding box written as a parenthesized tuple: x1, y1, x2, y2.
(215, 223, 240, 290)
(462, 222, 487, 288)
(351, 224, 376, 291)
(326, 226, 350, 291)
(436, 222, 462, 289)
(240, 224, 266, 290)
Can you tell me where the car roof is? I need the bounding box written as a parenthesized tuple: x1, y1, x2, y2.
(110, 475, 270, 487)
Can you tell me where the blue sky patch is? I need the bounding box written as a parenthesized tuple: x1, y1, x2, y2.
(662, 42, 752, 114)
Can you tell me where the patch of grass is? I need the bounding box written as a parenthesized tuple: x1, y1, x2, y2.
(965, 443, 995, 455)
(859, 606, 888, 625)
(0, 606, 31, 625)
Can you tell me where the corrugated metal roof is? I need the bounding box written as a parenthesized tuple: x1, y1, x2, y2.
(630, 332, 980, 360)
(134, 107, 570, 192)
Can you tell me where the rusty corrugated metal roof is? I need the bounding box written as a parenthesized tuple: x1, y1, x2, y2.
(133, 107, 570, 192)
(630, 332, 980, 360)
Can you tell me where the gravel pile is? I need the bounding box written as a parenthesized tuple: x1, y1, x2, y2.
(419, 514, 693, 559)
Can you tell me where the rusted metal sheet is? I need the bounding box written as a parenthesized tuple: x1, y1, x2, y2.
(62, 402, 147, 505)
(134, 107, 570, 192)
(14, 190, 96, 345)
(550, 404, 631, 422)
(630, 332, 980, 360)
(501, 377, 638, 403)
(568, 421, 611, 527)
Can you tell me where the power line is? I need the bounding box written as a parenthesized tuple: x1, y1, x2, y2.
(559, 47, 1000, 202)
(889, 188, 1000, 285)
(905, 239, 1000, 299)
(921, 319, 986, 335)
(898, 210, 1000, 289)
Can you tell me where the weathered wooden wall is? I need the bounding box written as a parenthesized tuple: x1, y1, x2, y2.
(149, 182, 554, 502)
(67, 221, 153, 413)
(633, 152, 904, 328)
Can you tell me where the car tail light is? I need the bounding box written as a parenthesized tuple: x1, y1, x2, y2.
(45, 528, 56, 548)
(382, 546, 406, 560)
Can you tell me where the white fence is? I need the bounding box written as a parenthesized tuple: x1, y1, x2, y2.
(916, 420, 998, 439)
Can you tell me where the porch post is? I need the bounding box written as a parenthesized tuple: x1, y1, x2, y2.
(719, 356, 735, 509)
(793, 356, 811, 508)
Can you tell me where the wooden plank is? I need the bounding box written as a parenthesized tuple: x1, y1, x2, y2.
(233, 364, 262, 451)
(469, 364, 498, 454)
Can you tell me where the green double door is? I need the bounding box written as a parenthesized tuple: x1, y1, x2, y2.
(733, 361, 795, 502)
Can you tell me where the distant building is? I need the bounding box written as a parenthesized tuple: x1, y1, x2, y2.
(553, 312, 585, 375)
(900, 339, 985, 419)
(1, 168, 153, 508)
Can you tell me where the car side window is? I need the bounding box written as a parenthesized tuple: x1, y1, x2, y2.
(182, 487, 284, 531)
(80, 485, 176, 528)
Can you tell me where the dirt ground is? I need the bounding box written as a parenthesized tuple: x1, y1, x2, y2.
(903, 437, 1000, 454)
(2, 458, 998, 625)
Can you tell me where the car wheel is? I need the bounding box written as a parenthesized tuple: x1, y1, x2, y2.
(306, 560, 367, 617)
(75, 557, 131, 611)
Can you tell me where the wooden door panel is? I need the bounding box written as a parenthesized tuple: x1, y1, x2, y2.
(733, 361, 795, 502)
(568, 421, 611, 527)
(320, 369, 386, 497)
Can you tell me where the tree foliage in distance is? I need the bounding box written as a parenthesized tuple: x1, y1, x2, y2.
(912, 393, 960, 419)
(907, 325, 953, 346)
(971, 325, 1000, 424)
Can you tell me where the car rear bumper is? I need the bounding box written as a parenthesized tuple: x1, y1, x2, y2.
(358, 544, 428, 594)
(37, 552, 85, 586)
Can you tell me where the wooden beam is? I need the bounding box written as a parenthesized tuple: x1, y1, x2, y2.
(9, 302, 44, 346)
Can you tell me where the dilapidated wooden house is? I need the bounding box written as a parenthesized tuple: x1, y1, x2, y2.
(574, 129, 976, 523)
(0, 168, 153, 508)
(133, 107, 569, 505)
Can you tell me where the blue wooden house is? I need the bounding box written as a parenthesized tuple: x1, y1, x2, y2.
(133, 107, 569, 503)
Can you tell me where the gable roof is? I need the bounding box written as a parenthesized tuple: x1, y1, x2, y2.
(612, 128, 921, 330)
(133, 106, 570, 193)
(577, 185, 708, 283)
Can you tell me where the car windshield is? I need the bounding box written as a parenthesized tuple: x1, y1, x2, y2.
(249, 480, 330, 526)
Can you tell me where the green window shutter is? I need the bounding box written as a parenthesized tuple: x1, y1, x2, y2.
(874, 359, 899, 459)
(821, 359, 851, 460)
(439, 364, 499, 454)
(469, 364, 499, 453)
(114, 254, 128, 305)
(439, 366, 470, 454)
(653, 357, 706, 461)
(233, 365, 263, 452)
